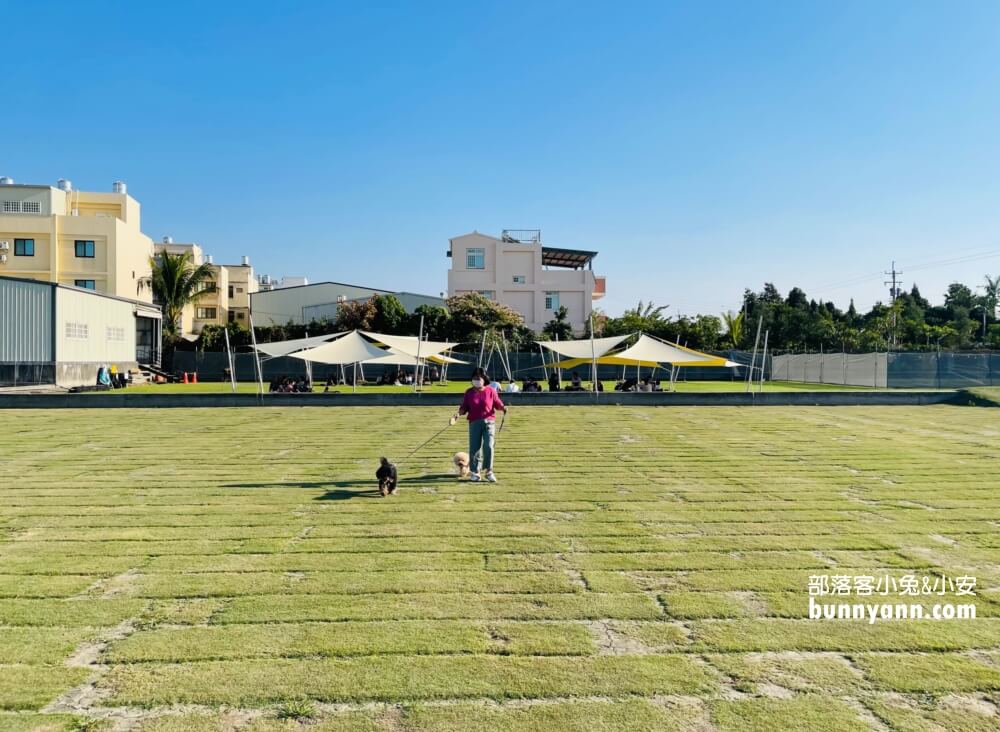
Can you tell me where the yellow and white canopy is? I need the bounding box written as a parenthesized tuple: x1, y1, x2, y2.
(613, 334, 738, 367)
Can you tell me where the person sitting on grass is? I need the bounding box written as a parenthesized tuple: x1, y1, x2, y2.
(548, 373, 560, 391)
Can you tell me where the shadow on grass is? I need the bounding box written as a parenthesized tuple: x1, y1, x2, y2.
(224, 474, 458, 500)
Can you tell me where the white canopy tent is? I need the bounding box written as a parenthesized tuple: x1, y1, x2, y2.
(535, 334, 630, 360)
(254, 332, 345, 358)
(364, 350, 467, 366)
(360, 331, 458, 360)
(289, 331, 392, 392)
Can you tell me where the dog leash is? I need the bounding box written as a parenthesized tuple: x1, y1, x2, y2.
(399, 415, 458, 463)
(494, 410, 507, 444)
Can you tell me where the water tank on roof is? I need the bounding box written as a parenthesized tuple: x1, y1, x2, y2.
(57, 179, 72, 191)
(0, 177, 13, 185)
(112, 180, 127, 194)
(206, 255, 214, 264)
(241, 256, 250, 266)
(162, 236, 173, 244)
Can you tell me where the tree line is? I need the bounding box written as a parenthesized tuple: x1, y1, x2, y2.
(153, 251, 1000, 354)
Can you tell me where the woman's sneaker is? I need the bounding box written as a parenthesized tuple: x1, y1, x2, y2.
(469, 473, 482, 482)
(486, 472, 498, 483)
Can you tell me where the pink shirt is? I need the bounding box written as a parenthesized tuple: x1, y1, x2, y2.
(459, 387, 506, 422)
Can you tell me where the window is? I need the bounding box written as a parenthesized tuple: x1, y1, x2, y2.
(14, 238, 34, 256)
(196, 307, 217, 319)
(236, 287, 244, 293)
(74, 240, 95, 258)
(3, 201, 20, 213)
(237, 312, 245, 320)
(228, 311, 235, 323)
(476, 290, 495, 300)
(22, 201, 40, 213)
(106, 326, 126, 342)
(65, 322, 89, 339)
(74, 280, 96, 290)
(545, 291, 560, 310)
(466, 247, 485, 269)
(228, 285, 234, 299)
(513, 275, 526, 284)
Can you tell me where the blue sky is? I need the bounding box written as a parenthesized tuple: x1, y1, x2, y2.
(5, 1, 1000, 317)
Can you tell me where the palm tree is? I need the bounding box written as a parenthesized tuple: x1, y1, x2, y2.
(722, 310, 745, 348)
(635, 300, 669, 319)
(139, 251, 215, 340)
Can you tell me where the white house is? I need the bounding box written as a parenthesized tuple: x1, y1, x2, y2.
(446, 229, 605, 334)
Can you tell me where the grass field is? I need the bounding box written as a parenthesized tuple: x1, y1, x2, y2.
(1, 404, 998, 730)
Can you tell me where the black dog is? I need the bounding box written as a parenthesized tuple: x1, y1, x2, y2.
(376, 457, 398, 497)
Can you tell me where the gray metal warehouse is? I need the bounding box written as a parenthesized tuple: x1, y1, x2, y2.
(0, 275, 162, 388)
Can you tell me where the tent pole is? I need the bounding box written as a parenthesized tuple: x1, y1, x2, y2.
(478, 331, 487, 368)
(248, 313, 265, 403)
(759, 330, 769, 393)
(414, 315, 424, 393)
(223, 326, 237, 393)
(539, 343, 548, 381)
(353, 362, 357, 393)
(637, 330, 642, 385)
(746, 316, 763, 393)
(555, 333, 562, 388)
(501, 331, 512, 382)
(590, 313, 598, 400)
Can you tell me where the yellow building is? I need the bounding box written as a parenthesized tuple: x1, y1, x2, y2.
(0, 177, 153, 302)
(152, 238, 258, 335)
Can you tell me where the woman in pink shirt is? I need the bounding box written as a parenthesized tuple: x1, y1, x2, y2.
(454, 367, 508, 482)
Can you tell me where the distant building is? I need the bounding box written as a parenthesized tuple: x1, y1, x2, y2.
(447, 229, 605, 334)
(152, 239, 259, 335)
(251, 282, 445, 327)
(0, 177, 154, 302)
(0, 275, 162, 386)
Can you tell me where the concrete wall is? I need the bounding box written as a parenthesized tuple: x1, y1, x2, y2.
(0, 390, 957, 409)
(0, 185, 58, 215)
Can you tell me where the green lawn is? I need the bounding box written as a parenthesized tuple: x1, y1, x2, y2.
(1, 405, 998, 730)
(113, 379, 876, 395)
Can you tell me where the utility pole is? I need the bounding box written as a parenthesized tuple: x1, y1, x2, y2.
(884, 261, 902, 347)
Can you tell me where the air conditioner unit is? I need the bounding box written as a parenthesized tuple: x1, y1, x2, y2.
(0, 254, 7, 264)
(0, 241, 9, 250)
